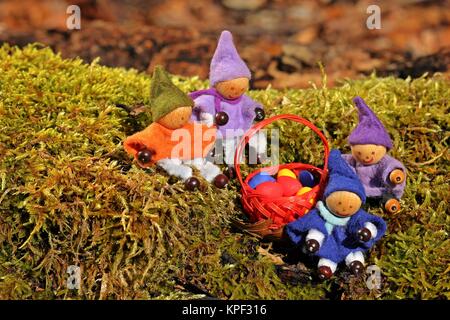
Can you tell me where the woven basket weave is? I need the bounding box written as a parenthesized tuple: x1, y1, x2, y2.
(233, 114, 330, 239)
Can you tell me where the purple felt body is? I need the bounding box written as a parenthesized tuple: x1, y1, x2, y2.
(342, 153, 406, 199)
(190, 88, 262, 138)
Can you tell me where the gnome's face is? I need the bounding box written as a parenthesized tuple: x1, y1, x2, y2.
(215, 77, 249, 99)
(325, 191, 362, 217)
(157, 106, 193, 130)
(351, 144, 386, 165)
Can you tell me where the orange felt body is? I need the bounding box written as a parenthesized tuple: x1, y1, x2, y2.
(124, 122, 216, 167)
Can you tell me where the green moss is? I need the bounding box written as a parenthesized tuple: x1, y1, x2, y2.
(0, 44, 449, 299)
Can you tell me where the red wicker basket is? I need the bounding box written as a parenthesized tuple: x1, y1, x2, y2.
(233, 114, 330, 239)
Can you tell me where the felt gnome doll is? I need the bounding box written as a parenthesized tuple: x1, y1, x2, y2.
(286, 149, 387, 280)
(124, 66, 229, 190)
(189, 30, 267, 176)
(342, 97, 406, 213)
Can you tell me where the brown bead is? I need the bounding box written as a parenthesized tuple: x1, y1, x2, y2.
(223, 166, 236, 179)
(349, 261, 365, 276)
(358, 227, 372, 242)
(317, 266, 333, 280)
(137, 149, 153, 164)
(254, 107, 265, 121)
(384, 198, 401, 213)
(185, 177, 200, 191)
(213, 174, 229, 189)
(305, 239, 320, 253)
(215, 111, 229, 126)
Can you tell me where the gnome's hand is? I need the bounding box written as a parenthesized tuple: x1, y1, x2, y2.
(389, 169, 405, 185)
(137, 148, 156, 165)
(305, 239, 320, 253)
(357, 227, 372, 242)
(254, 107, 265, 122)
(200, 112, 214, 127)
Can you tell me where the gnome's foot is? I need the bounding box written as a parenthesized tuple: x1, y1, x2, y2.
(349, 261, 365, 276)
(213, 174, 229, 189)
(185, 177, 201, 191)
(317, 266, 333, 280)
(384, 198, 401, 213)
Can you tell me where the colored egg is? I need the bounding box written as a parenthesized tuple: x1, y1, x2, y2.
(277, 176, 302, 197)
(255, 181, 284, 198)
(299, 170, 316, 188)
(296, 187, 315, 213)
(248, 172, 275, 189)
(297, 186, 313, 196)
(277, 168, 297, 179)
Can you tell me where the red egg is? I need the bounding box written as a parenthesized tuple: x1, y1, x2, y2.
(277, 176, 302, 196)
(255, 181, 284, 198)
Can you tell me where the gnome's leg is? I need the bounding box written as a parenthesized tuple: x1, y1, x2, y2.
(185, 158, 221, 183)
(345, 251, 365, 265)
(317, 258, 337, 279)
(345, 251, 366, 276)
(318, 258, 337, 273)
(157, 158, 193, 181)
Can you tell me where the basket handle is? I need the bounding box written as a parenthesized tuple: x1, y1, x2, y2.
(234, 114, 330, 190)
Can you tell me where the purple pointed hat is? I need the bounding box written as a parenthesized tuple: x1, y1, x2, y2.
(209, 30, 251, 86)
(348, 96, 393, 150)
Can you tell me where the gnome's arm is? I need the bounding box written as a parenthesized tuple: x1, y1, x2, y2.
(191, 95, 216, 125)
(242, 96, 264, 122)
(380, 155, 406, 199)
(123, 124, 165, 167)
(285, 209, 327, 245)
(347, 209, 387, 249)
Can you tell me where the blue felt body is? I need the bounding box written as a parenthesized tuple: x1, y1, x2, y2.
(285, 208, 386, 263)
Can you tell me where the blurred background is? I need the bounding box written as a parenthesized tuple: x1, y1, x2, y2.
(0, 0, 449, 88)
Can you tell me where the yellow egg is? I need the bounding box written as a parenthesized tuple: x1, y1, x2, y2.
(277, 168, 297, 179)
(297, 187, 314, 213)
(296, 187, 312, 196)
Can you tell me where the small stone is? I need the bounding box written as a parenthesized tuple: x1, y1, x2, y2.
(222, 0, 267, 11)
(282, 44, 316, 66)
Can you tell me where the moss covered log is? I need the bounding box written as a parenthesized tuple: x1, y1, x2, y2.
(0, 44, 449, 299)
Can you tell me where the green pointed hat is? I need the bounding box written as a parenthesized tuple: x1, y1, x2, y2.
(149, 66, 194, 122)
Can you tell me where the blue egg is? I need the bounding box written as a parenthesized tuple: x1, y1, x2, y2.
(249, 172, 275, 189)
(299, 170, 316, 188)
